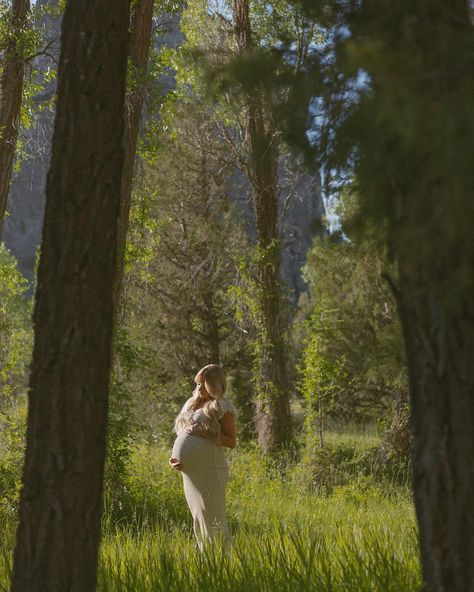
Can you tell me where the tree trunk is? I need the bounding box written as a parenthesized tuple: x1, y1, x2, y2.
(10, 0, 130, 590)
(384, 5, 474, 586)
(114, 0, 155, 305)
(396, 258, 474, 592)
(0, 0, 30, 239)
(232, 0, 292, 453)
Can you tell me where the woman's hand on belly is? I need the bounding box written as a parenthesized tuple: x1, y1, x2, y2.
(185, 423, 209, 439)
(169, 456, 184, 471)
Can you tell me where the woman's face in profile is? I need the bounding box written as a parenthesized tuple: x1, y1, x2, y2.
(197, 381, 213, 401)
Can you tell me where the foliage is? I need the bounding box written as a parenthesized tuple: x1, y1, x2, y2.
(0, 2, 40, 70)
(170, 2, 323, 448)
(101, 426, 413, 531)
(104, 158, 166, 509)
(298, 304, 347, 447)
(0, 245, 32, 516)
(254, 0, 474, 304)
(217, 0, 473, 295)
(296, 195, 407, 422)
(0, 429, 420, 591)
(117, 89, 254, 445)
(105, 328, 144, 514)
(170, 0, 324, 206)
(0, 395, 26, 518)
(228, 241, 292, 403)
(0, 1, 60, 171)
(0, 244, 32, 399)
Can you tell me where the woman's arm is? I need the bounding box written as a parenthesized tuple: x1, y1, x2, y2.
(218, 412, 236, 449)
(185, 412, 237, 447)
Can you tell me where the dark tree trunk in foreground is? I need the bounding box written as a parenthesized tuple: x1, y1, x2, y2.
(396, 249, 474, 591)
(387, 5, 474, 589)
(114, 0, 155, 304)
(0, 0, 30, 239)
(10, 0, 130, 590)
(232, 0, 292, 453)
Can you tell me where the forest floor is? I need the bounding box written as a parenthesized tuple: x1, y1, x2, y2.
(0, 427, 421, 591)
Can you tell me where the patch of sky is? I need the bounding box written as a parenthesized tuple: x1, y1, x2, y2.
(208, 0, 232, 19)
(334, 24, 351, 42)
(307, 98, 354, 238)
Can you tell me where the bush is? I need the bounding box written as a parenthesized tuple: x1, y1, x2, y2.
(0, 396, 26, 519)
(104, 444, 190, 530)
(0, 244, 32, 400)
(0, 246, 32, 519)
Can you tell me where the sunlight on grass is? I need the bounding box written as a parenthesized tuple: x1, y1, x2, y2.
(99, 518, 420, 592)
(0, 433, 421, 591)
(324, 423, 381, 451)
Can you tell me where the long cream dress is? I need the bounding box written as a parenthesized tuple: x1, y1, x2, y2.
(171, 398, 236, 550)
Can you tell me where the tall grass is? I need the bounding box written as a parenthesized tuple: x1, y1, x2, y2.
(99, 519, 420, 592)
(0, 428, 421, 591)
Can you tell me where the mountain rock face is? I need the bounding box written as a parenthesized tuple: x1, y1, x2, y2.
(278, 162, 325, 301)
(3, 4, 324, 301)
(3, 2, 59, 281)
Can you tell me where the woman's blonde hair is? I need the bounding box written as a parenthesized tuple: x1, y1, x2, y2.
(195, 364, 226, 399)
(174, 364, 227, 438)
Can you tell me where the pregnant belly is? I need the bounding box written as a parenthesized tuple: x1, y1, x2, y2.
(171, 433, 227, 474)
(172, 433, 201, 464)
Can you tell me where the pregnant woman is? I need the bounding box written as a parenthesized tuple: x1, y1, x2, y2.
(169, 364, 237, 550)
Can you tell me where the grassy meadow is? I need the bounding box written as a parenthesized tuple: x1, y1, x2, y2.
(0, 427, 421, 591)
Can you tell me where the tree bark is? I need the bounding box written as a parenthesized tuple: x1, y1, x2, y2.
(10, 0, 130, 590)
(383, 4, 474, 588)
(232, 0, 292, 453)
(0, 0, 30, 239)
(114, 0, 155, 305)
(396, 255, 474, 592)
